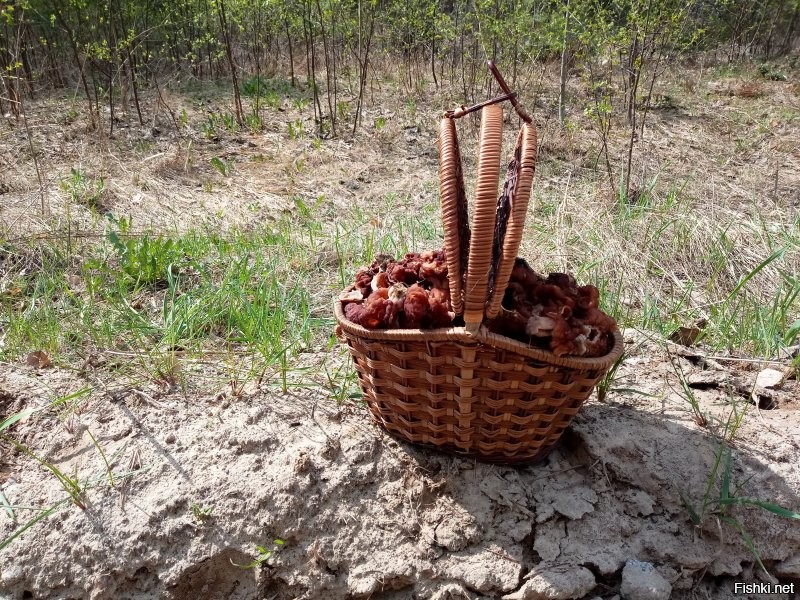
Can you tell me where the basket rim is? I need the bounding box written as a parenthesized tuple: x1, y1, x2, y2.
(334, 299, 624, 371)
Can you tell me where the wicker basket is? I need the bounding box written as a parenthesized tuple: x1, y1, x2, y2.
(335, 95, 624, 464)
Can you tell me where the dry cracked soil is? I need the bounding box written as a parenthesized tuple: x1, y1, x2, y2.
(1, 331, 799, 600)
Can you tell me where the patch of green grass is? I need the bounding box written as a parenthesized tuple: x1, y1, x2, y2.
(287, 118, 305, 139)
(0, 447, 148, 552)
(681, 444, 800, 580)
(202, 111, 238, 138)
(210, 156, 232, 177)
(0, 396, 150, 551)
(190, 503, 214, 523)
(60, 167, 106, 210)
(233, 539, 285, 569)
(4, 169, 797, 392)
(241, 75, 294, 99)
(106, 216, 186, 287)
(0, 194, 441, 390)
(524, 175, 800, 360)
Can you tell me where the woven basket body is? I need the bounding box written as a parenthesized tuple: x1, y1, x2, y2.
(336, 97, 623, 464)
(336, 303, 624, 463)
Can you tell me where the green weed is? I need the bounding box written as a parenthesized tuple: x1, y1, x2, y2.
(3, 434, 86, 510)
(292, 97, 309, 112)
(288, 118, 305, 139)
(524, 174, 799, 360)
(232, 539, 285, 569)
(210, 156, 232, 177)
(190, 503, 214, 523)
(243, 113, 262, 131)
(242, 75, 269, 97)
(668, 349, 708, 427)
(681, 445, 800, 579)
(61, 168, 106, 210)
(106, 217, 185, 287)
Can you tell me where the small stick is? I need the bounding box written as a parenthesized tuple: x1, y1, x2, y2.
(119, 447, 141, 509)
(487, 60, 532, 124)
(445, 92, 517, 119)
(132, 389, 173, 411)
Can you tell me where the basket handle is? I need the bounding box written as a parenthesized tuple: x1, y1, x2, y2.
(463, 103, 504, 333)
(438, 117, 470, 316)
(485, 122, 538, 319)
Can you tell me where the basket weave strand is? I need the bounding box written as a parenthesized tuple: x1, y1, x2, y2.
(486, 122, 538, 319)
(464, 104, 504, 331)
(335, 302, 624, 463)
(438, 117, 469, 316)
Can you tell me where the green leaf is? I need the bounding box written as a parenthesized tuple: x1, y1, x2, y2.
(785, 319, 800, 345)
(719, 515, 770, 578)
(0, 500, 69, 552)
(721, 448, 732, 502)
(0, 408, 36, 433)
(680, 492, 701, 525)
(0, 490, 15, 523)
(719, 497, 800, 519)
(725, 248, 785, 303)
(210, 157, 228, 177)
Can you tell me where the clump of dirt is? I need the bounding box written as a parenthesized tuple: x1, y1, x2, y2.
(1, 331, 798, 599)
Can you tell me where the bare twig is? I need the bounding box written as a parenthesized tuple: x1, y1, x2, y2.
(119, 447, 142, 509)
(445, 92, 517, 119)
(487, 60, 532, 124)
(131, 389, 173, 411)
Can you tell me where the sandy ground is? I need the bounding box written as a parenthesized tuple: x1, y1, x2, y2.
(1, 330, 799, 599)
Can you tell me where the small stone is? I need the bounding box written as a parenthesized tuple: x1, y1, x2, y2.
(620, 560, 671, 600)
(533, 520, 566, 562)
(433, 512, 482, 551)
(503, 565, 595, 600)
(439, 549, 522, 595)
(755, 368, 784, 390)
(164, 433, 176, 444)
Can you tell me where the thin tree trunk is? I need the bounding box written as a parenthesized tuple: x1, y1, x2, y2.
(128, 47, 144, 125)
(216, 0, 243, 125)
(782, 5, 800, 53)
(53, 3, 96, 126)
(304, 1, 323, 132)
(558, 0, 570, 127)
(314, 0, 335, 135)
(204, 0, 214, 76)
(285, 19, 296, 87)
(41, 31, 64, 88)
(353, 0, 375, 135)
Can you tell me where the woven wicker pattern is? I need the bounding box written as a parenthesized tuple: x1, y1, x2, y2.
(335, 302, 624, 463)
(486, 122, 538, 319)
(464, 104, 503, 331)
(335, 87, 624, 464)
(438, 117, 469, 316)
